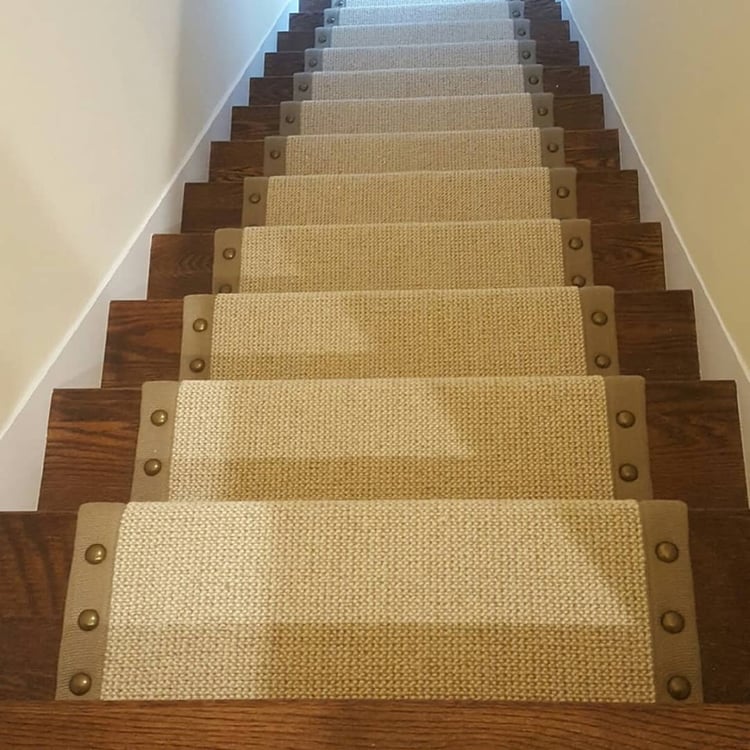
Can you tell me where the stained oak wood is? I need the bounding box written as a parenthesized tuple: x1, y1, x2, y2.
(1, 507, 748, 702)
(209, 130, 619, 183)
(230, 95, 605, 142)
(249, 68, 590, 105)
(101, 291, 696, 388)
(264, 42, 580, 77)
(277, 19, 573, 52)
(147, 222, 665, 301)
(181, 170, 637, 233)
(37, 381, 746, 512)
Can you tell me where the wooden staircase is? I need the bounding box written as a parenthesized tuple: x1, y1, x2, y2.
(2, 0, 750, 745)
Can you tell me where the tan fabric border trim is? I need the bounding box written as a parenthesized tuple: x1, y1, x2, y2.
(56, 503, 125, 700)
(604, 376, 653, 499)
(179, 295, 214, 380)
(213, 229, 242, 294)
(561, 219, 594, 287)
(130, 382, 178, 502)
(580, 286, 619, 375)
(639, 500, 704, 703)
(242, 178, 269, 227)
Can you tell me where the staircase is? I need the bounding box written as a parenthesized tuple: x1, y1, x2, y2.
(2, 0, 750, 745)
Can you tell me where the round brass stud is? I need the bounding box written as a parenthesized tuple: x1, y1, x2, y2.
(69, 673, 92, 696)
(667, 676, 692, 701)
(547, 142, 560, 153)
(318, 35, 327, 44)
(518, 28, 527, 37)
(189, 358, 206, 374)
(528, 75, 540, 85)
(594, 354, 612, 369)
(144, 458, 162, 477)
(537, 106, 549, 117)
(84, 544, 107, 565)
(512, 10, 522, 18)
(556, 186, 570, 199)
(223, 247, 236, 260)
(568, 236, 584, 250)
(219, 284, 232, 294)
(78, 609, 100, 631)
(150, 409, 168, 427)
(655, 541, 679, 563)
(326, 17, 335, 24)
(661, 611, 685, 634)
(308, 58, 318, 68)
(270, 150, 281, 160)
(299, 83, 310, 92)
(249, 193, 262, 204)
(571, 275, 586, 288)
(522, 50, 532, 60)
(619, 463, 639, 482)
(193, 318, 208, 333)
(285, 114, 296, 124)
(615, 410, 636, 428)
(591, 310, 608, 326)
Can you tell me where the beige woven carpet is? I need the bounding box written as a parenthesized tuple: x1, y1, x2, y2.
(344, 0, 521, 6)
(289, 95, 542, 135)
(278, 129, 547, 174)
(235, 221, 572, 291)
(261, 169, 553, 225)
(300, 66, 527, 100)
(207, 288, 589, 379)
(317, 41, 525, 71)
(158, 377, 616, 502)
(334, 3, 518, 26)
(323, 20, 522, 48)
(99, 499, 655, 701)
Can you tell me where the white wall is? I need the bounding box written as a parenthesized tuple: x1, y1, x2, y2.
(562, 0, 750, 492)
(0, 0, 296, 510)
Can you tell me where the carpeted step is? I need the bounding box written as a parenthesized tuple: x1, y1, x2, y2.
(315, 19, 530, 48)
(304, 40, 536, 71)
(178, 287, 618, 380)
(57, 498, 701, 702)
(293, 65, 543, 100)
(263, 128, 565, 175)
(130, 376, 652, 503)
(325, 2, 524, 27)
(280, 93, 554, 135)
(242, 168, 578, 226)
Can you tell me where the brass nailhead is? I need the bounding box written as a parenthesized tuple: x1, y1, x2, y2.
(661, 611, 686, 634)
(522, 51, 532, 60)
(84, 544, 107, 565)
(219, 284, 232, 293)
(571, 275, 586, 288)
(69, 673, 92, 696)
(326, 17, 335, 24)
(619, 463, 639, 482)
(528, 75, 540, 85)
(223, 247, 236, 260)
(591, 310, 608, 326)
(655, 541, 679, 563)
(308, 58, 318, 68)
(318, 35, 327, 44)
(568, 236, 583, 250)
(144, 458, 162, 477)
(556, 186, 570, 199)
(615, 410, 636, 428)
(285, 114, 296, 124)
(78, 609, 100, 631)
(190, 358, 206, 373)
(150, 409, 168, 427)
(518, 28, 527, 37)
(547, 142, 560, 153)
(537, 106, 549, 117)
(594, 354, 612, 369)
(249, 193, 262, 204)
(193, 318, 208, 333)
(299, 83, 309, 92)
(512, 10, 522, 17)
(667, 676, 692, 701)
(270, 150, 281, 160)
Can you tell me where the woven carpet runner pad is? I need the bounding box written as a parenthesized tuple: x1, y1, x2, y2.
(318, 20, 528, 48)
(265, 129, 562, 175)
(294, 66, 539, 100)
(180, 287, 618, 380)
(308, 41, 533, 71)
(243, 169, 578, 226)
(58, 499, 701, 702)
(214, 220, 592, 293)
(329, 3, 523, 26)
(280, 94, 553, 135)
(342, 0, 524, 7)
(131, 376, 653, 503)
